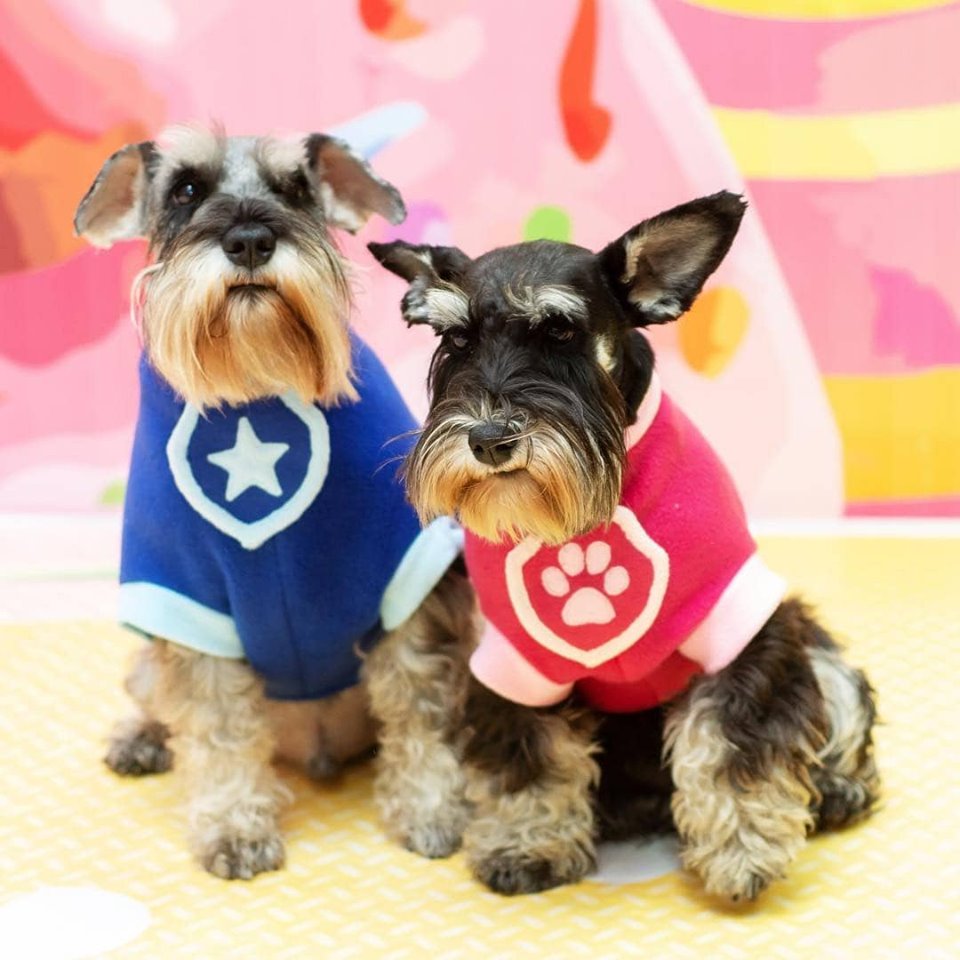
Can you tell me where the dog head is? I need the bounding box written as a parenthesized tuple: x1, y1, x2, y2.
(75, 125, 405, 409)
(370, 191, 745, 544)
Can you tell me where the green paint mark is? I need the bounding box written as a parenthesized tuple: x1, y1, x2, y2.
(523, 206, 572, 243)
(100, 481, 126, 506)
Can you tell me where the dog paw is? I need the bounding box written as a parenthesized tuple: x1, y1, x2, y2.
(104, 729, 173, 776)
(201, 832, 286, 880)
(683, 844, 783, 902)
(401, 821, 464, 859)
(472, 848, 593, 895)
(541, 541, 629, 627)
(811, 769, 879, 832)
(729, 873, 772, 903)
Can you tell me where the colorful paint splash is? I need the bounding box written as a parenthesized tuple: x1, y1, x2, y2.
(0, 0, 956, 516)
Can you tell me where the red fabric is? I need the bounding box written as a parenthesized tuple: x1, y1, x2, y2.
(465, 390, 763, 712)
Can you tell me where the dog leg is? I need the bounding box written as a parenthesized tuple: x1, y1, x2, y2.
(808, 638, 881, 831)
(105, 645, 174, 776)
(666, 599, 827, 901)
(462, 685, 599, 895)
(364, 569, 474, 859)
(144, 640, 287, 879)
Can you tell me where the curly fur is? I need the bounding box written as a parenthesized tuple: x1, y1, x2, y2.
(462, 688, 600, 894)
(111, 641, 289, 879)
(664, 598, 881, 901)
(362, 567, 477, 858)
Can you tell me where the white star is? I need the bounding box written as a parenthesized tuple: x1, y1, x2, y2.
(207, 417, 290, 503)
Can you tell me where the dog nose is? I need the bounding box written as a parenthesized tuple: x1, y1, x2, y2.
(468, 422, 519, 468)
(221, 222, 277, 270)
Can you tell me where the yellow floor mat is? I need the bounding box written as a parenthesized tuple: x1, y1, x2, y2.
(1, 537, 958, 959)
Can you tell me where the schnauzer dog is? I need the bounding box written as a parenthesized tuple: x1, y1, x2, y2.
(369, 192, 880, 901)
(74, 126, 474, 879)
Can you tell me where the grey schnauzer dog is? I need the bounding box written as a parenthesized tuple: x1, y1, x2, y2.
(369, 192, 880, 901)
(74, 126, 475, 879)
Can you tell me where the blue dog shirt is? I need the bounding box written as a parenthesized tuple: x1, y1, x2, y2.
(119, 334, 462, 700)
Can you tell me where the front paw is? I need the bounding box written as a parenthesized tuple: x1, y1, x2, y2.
(470, 844, 594, 895)
(200, 832, 285, 880)
(399, 814, 465, 859)
(105, 727, 173, 776)
(681, 840, 784, 902)
(377, 779, 469, 859)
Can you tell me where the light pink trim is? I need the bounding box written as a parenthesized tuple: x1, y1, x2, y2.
(470, 621, 573, 707)
(679, 554, 787, 674)
(625, 373, 662, 451)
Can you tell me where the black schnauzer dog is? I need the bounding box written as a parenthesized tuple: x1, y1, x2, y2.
(369, 192, 880, 901)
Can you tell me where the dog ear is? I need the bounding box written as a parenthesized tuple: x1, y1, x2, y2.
(74, 142, 156, 248)
(367, 240, 471, 284)
(306, 135, 406, 233)
(598, 191, 746, 326)
(368, 240, 473, 327)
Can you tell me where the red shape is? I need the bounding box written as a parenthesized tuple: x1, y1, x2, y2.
(559, 0, 612, 162)
(0, 245, 141, 366)
(0, 50, 91, 150)
(359, 0, 393, 33)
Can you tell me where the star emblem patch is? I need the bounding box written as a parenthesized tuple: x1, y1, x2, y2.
(166, 394, 330, 550)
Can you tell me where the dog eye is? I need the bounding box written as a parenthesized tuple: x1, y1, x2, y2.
(172, 181, 201, 206)
(448, 333, 470, 350)
(545, 324, 575, 343)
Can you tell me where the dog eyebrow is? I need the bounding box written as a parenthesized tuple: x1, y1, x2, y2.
(158, 124, 227, 180)
(404, 276, 471, 329)
(504, 284, 588, 324)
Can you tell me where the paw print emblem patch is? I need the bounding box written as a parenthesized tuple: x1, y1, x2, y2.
(505, 506, 670, 668)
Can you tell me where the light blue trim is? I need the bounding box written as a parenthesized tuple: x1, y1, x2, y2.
(380, 517, 464, 631)
(118, 582, 245, 659)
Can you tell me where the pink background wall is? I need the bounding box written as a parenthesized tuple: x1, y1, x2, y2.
(2, 0, 958, 517)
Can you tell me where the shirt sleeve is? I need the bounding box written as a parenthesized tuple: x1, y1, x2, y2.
(469, 619, 575, 707)
(678, 554, 787, 673)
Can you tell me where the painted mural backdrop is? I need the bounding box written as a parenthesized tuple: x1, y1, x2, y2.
(1, 0, 957, 517)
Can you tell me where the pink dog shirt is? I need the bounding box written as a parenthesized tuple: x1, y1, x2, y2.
(465, 376, 786, 713)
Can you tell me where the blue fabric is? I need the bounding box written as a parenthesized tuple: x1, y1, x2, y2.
(120, 333, 449, 700)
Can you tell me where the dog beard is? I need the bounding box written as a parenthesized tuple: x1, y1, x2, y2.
(406, 409, 624, 546)
(136, 235, 356, 409)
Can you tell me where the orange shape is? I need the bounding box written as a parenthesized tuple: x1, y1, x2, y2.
(0, 121, 147, 271)
(678, 286, 749, 377)
(359, 0, 426, 39)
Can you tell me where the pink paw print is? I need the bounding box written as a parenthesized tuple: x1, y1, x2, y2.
(540, 541, 630, 627)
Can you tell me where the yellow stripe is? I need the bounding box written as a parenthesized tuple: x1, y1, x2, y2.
(824, 368, 960, 501)
(686, 0, 952, 19)
(713, 103, 960, 180)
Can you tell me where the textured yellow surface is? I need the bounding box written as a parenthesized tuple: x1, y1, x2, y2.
(1, 537, 958, 959)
